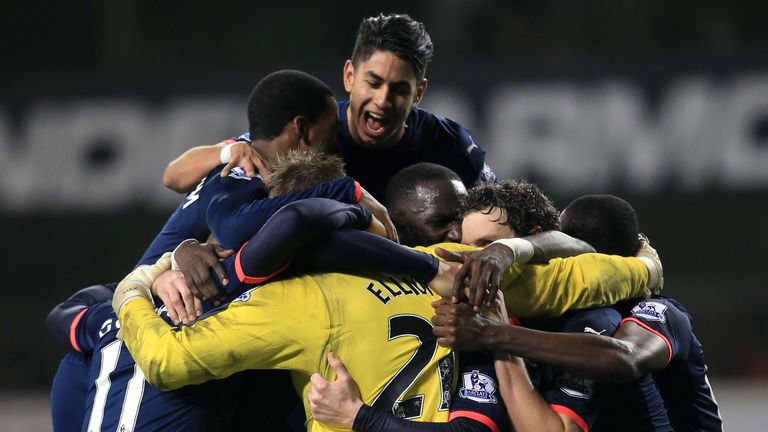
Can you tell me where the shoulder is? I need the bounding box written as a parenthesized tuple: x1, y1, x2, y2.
(561, 307, 622, 336)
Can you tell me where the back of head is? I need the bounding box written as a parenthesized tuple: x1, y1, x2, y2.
(463, 180, 560, 237)
(248, 70, 333, 140)
(352, 13, 434, 80)
(560, 194, 640, 256)
(267, 149, 346, 197)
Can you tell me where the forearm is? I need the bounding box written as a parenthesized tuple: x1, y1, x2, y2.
(236, 198, 371, 283)
(164, 144, 223, 193)
(486, 324, 641, 382)
(353, 405, 485, 432)
(524, 231, 595, 263)
(296, 229, 439, 285)
(493, 354, 576, 432)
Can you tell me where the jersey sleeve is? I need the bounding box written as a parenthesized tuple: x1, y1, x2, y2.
(449, 351, 510, 432)
(46, 284, 116, 350)
(621, 297, 692, 365)
(234, 198, 372, 284)
(414, 245, 650, 319)
(501, 253, 651, 318)
(207, 176, 360, 249)
(70, 301, 118, 354)
(118, 276, 330, 391)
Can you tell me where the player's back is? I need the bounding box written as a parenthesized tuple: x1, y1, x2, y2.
(271, 270, 455, 431)
(80, 302, 239, 432)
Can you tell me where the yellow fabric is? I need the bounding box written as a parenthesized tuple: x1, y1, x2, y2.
(416, 243, 650, 318)
(119, 243, 649, 431)
(119, 271, 453, 431)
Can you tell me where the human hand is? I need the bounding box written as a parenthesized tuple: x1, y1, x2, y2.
(636, 233, 663, 295)
(172, 239, 234, 304)
(308, 352, 363, 429)
(152, 270, 202, 325)
(220, 141, 266, 179)
(366, 213, 388, 238)
(431, 301, 490, 351)
(358, 186, 398, 243)
(429, 260, 463, 298)
(435, 243, 515, 311)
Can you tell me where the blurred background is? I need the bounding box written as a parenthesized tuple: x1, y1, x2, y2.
(2, 0, 767, 430)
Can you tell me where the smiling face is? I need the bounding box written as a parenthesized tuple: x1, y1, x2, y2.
(343, 50, 427, 149)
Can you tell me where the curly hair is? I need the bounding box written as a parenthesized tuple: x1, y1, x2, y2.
(267, 149, 346, 197)
(462, 180, 560, 236)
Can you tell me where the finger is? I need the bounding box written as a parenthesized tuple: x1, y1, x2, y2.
(327, 352, 351, 379)
(213, 245, 235, 259)
(452, 261, 471, 303)
(179, 286, 197, 324)
(487, 267, 503, 307)
(475, 263, 495, 310)
(168, 292, 186, 324)
(220, 161, 235, 177)
(241, 159, 257, 178)
(193, 296, 203, 319)
(435, 247, 466, 263)
(467, 260, 486, 309)
(384, 219, 399, 244)
(159, 292, 179, 324)
(431, 298, 449, 309)
(310, 372, 329, 387)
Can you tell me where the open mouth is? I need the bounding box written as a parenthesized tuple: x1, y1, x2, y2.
(363, 111, 387, 136)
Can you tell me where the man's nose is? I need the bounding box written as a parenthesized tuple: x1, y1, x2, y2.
(444, 223, 462, 243)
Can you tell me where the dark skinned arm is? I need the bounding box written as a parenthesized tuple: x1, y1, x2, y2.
(432, 303, 669, 383)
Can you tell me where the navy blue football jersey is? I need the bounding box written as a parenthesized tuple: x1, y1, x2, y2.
(337, 100, 494, 201)
(137, 166, 268, 266)
(525, 308, 671, 432)
(233, 100, 495, 203)
(622, 297, 723, 432)
(450, 351, 511, 432)
(74, 301, 240, 432)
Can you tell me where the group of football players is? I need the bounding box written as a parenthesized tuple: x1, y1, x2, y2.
(47, 12, 723, 432)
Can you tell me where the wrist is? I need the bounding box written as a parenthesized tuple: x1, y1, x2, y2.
(219, 143, 234, 164)
(171, 239, 198, 271)
(490, 238, 534, 263)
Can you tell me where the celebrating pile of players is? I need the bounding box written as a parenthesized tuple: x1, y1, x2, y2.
(47, 13, 723, 432)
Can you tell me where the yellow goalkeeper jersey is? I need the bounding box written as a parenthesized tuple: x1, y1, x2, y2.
(118, 243, 649, 431)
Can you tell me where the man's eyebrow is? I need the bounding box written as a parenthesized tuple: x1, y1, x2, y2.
(365, 71, 411, 87)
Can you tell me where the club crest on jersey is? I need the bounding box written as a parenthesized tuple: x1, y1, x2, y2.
(632, 301, 668, 323)
(458, 370, 498, 403)
(226, 166, 255, 180)
(232, 288, 256, 303)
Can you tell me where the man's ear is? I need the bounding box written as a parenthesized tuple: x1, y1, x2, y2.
(529, 225, 543, 235)
(293, 116, 311, 147)
(413, 78, 428, 106)
(343, 60, 355, 93)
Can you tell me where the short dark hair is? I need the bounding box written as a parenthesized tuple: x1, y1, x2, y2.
(266, 149, 346, 197)
(462, 180, 560, 237)
(247, 70, 333, 140)
(560, 195, 640, 256)
(351, 13, 434, 79)
(385, 163, 462, 209)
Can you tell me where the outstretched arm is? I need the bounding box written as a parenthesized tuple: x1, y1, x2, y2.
(432, 304, 669, 383)
(164, 139, 260, 193)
